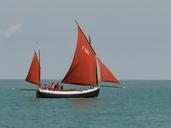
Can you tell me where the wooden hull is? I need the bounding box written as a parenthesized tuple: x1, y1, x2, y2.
(36, 86, 100, 98)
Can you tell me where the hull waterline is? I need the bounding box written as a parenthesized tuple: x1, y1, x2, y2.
(36, 86, 100, 98)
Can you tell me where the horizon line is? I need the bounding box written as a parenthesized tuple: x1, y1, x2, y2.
(0, 79, 171, 81)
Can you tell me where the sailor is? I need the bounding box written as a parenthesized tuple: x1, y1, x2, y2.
(51, 82, 54, 89)
(42, 84, 47, 89)
(54, 82, 60, 90)
(47, 83, 52, 90)
(60, 85, 63, 90)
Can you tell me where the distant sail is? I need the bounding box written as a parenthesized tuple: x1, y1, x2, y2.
(62, 25, 98, 86)
(97, 58, 120, 84)
(25, 52, 41, 86)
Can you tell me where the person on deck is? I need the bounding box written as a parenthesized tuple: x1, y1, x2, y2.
(54, 82, 61, 91)
(42, 84, 47, 89)
(60, 85, 63, 90)
(51, 82, 54, 89)
(47, 83, 52, 90)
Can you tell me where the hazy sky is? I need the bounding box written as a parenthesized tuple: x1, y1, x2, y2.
(0, 0, 171, 80)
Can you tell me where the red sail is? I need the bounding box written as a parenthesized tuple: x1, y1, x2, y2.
(62, 25, 98, 86)
(25, 52, 41, 86)
(97, 58, 120, 84)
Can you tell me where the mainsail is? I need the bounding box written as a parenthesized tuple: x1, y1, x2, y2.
(25, 52, 41, 86)
(62, 25, 98, 86)
(97, 58, 120, 84)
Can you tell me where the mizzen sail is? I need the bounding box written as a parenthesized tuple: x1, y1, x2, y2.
(62, 25, 98, 86)
(25, 52, 41, 86)
(97, 58, 120, 84)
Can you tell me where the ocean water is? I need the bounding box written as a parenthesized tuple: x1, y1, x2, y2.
(0, 80, 171, 128)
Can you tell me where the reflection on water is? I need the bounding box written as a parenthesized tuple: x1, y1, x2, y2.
(68, 98, 100, 107)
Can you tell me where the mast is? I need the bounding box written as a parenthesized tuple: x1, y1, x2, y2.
(88, 35, 98, 85)
(38, 49, 41, 85)
(36, 41, 41, 85)
(38, 49, 40, 65)
(88, 35, 91, 45)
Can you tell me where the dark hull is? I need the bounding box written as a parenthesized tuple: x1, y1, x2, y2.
(36, 88, 100, 98)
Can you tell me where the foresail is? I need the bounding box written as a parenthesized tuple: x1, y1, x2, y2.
(97, 58, 120, 84)
(62, 25, 98, 86)
(25, 52, 41, 86)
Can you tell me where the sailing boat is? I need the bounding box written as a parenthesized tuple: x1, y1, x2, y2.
(25, 23, 120, 98)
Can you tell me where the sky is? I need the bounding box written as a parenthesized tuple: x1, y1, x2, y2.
(0, 0, 171, 80)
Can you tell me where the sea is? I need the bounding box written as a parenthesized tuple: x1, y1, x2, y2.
(0, 80, 171, 128)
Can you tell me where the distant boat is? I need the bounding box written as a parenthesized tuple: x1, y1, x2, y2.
(25, 22, 120, 98)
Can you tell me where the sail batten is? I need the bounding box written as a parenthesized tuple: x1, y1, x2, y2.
(62, 25, 98, 86)
(25, 52, 41, 86)
(97, 58, 120, 84)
